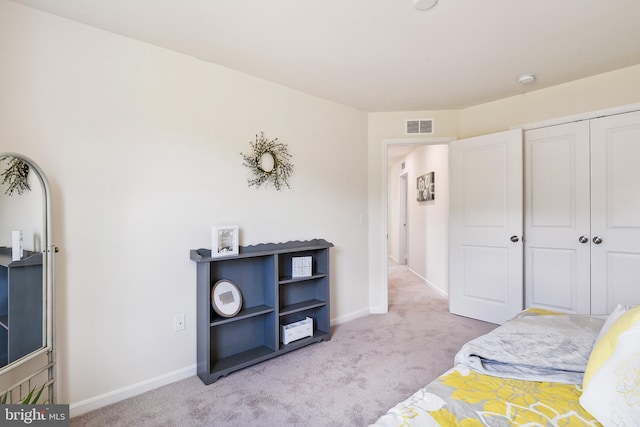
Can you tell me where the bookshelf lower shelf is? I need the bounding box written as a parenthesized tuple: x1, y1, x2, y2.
(206, 346, 275, 381)
(279, 300, 325, 317)
(279, 331, 330, 352)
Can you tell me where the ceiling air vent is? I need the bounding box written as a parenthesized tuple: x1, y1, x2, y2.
(405, 119, 434, 135)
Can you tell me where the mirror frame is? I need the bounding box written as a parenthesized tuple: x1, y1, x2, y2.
(0, 153, 54, 389)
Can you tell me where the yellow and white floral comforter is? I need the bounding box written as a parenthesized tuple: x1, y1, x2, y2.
(372, 310, 605, 426)
(372, 364, 600, 426)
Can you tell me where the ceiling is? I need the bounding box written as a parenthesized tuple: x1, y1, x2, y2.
(9, 0, 640, 113)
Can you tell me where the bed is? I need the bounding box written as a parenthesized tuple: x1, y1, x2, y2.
(371, 306, 640, 426)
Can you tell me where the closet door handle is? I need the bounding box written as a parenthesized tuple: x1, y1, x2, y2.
(510, 235, 520, 243)
(593, 236, 603, 245)
(578, 236, 589, 244)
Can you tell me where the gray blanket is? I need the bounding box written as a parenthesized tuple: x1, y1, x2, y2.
(453, 313, 605, 384)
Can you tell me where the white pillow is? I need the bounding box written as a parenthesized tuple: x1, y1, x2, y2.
(594, 304, 633, 344)
(580, 312, 640, 425)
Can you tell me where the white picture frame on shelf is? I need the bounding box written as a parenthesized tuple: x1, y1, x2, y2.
(211, 226, 239, 258)
(292, 256, 312, 278)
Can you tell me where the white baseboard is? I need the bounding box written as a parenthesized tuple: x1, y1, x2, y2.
(425, 279, 448, 299)
(70, 364, 196, 418)
(368, 306, 388, 314)
(69, 306, 370, 418)
(408, 268, 449, 299)
(331, 307, 370, 325)
(69, 308, 386, 418)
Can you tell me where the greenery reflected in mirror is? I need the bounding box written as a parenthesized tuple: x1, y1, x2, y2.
(0, 154, 47, 370)
(0, 156, 31, 196)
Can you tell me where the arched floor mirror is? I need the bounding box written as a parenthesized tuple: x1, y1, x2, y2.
(0, 153, 56, 403)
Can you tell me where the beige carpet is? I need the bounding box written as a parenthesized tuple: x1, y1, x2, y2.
(71, 264, 496, 426)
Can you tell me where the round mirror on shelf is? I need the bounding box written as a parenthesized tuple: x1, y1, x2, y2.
(211, 279, 242, 318)
(0, 153, 55, 404)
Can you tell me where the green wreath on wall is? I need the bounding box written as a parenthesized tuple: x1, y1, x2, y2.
(0, 156, 30, 196)
(241, 132, 293, 190)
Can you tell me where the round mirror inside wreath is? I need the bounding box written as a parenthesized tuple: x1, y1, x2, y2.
(259, 152, 275, 173)
(211, 280, 243, 317)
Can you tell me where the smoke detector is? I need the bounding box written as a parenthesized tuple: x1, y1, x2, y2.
(516, 73, 536, 85)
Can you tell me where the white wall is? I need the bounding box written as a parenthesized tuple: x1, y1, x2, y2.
(409, 145, 449, 294)
(459, 65, 640, 138)
(0, 0, 370, 413)
(387, 145, 449, 296)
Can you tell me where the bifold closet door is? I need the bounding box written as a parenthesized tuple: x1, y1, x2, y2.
(525, 110, 640, 315)
(524, 121, 591, 314)
(590, 111, 640, 315)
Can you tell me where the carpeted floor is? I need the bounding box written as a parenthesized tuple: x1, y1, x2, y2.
(71, 263, 496, 426)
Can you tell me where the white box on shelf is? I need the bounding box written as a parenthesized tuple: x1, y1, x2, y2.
(281, 317, 313, 345)
(12, 230, 23, 261)
(291, 256, 312, 278)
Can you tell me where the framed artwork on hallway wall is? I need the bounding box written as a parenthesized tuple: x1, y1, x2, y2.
(417, 172, 435, 202)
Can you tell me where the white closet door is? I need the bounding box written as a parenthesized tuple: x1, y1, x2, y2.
(524, 121, 591, 313)
(590, 110, 640, 314)
(449, 129, 523, 324)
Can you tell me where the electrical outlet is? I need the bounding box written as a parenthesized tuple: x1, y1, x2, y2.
(174, 314, 185, 331)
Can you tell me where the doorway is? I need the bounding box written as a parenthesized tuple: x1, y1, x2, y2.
(384, 137, 453, 311)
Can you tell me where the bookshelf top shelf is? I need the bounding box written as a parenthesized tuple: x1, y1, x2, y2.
(190, 239, 333, 262)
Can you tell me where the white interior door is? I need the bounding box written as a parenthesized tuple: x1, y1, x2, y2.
(399, 173, 408, 265)
(590, 110, 640, 314)
(524, 121, 591, 313)
(449, 129, 523, 324)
